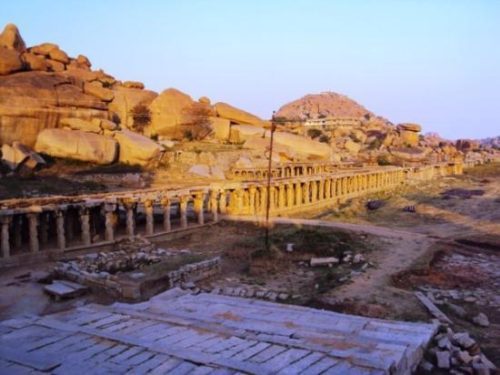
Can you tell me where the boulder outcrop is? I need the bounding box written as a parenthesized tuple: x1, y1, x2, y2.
(148, 88, 194, 137)
(112, 130, 162, 166)
(214, 102, 264, 126)
(0, 47, 23, 75)
(397, 123, 421, 147)
(34, 129, 118, 164)
(1, 141, 45, 170)
(229, 124, 265, 143)
(109, 86, 157, 129)
(0, 24, 26, 52)
(84, 81, 114, 102)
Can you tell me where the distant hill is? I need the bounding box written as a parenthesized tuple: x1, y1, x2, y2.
(480, 136, 500, 148)
(275, 92, 374, 121)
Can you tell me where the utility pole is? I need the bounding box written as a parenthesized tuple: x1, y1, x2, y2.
(264, 112, 277, 252)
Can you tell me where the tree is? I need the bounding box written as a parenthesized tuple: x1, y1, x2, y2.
(181, 102, 213, 140)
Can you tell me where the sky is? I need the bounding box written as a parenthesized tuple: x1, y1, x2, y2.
(2, 0, 499, 139)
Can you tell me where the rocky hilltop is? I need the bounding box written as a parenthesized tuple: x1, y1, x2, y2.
(276, 91, 374, 120)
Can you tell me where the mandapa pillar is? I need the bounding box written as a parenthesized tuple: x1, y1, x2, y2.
(1, 215, 11, 258)
(80, 208, 91, 246)
(27, 213, 39, 253)
(179, 196, 189, 228)
(209, 191, 219, 222)
(56, 210, 66, 251)
(194, 193, 205, 225)
(104, 203, 116, 242)
(161, 198, 171, 232)
(144, 200, 155, 236)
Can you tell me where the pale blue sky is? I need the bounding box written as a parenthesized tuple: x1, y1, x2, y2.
(2, 0, 499, 139)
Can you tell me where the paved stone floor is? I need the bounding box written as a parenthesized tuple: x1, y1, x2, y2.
(0, 289, 437, 374)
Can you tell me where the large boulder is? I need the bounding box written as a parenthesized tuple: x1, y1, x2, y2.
(230, 124, 265, 143)
(109, 86, 158, 129)
(0, 47, 23, 75)
(148, 88, 194, 137)
(84, 81, 114, 102)
(60, 117, 101, 133)
(22, 52, 50, 71)
(0, 24, 26, 52)
(112, 130, 162, 166)
(244, 135, 295, 162)
(30, 43, 59, 56)
(0, 72, 108, 147)
(34, 128, 117, 164)
(210, 117, 231, 141)
(214, 102, 264, 126)
(48, 48, 69, 64)
(397, 123, 421, 147)
(273, 132, 332, 160)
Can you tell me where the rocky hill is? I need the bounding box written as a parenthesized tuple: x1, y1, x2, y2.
(275, 91, 374, 120)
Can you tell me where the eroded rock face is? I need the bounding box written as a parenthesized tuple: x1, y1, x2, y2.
(397, 123, 421, 147)
(149, 88, 194, 137)
(109, 86, 157, 129)
(0, 71, 108, 147)
(0, 47, 23, 75)
(34, 128, 118, 164)
(112, 130, 162, 166)
(214, 102, 264, 126)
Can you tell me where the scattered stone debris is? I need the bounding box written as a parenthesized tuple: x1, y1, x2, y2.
(310, 256, 340, 267)
(420, 327, 497, 374)
(472, 312, 490, 327)
(415, 291, 453, 324)
(44, 279, 88, 301)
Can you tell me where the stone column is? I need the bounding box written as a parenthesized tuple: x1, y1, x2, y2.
(104, 204, 116, 242)
(259, 187, 267, 214)
(161, 198, 171, 231)
(13, 215, 22, 249)
(269, 186, 276, 211)
(219, 190, 227, 214)
(286, 183, 294, 208)
(303, 182, 310, 204)
(311, 181, 318, 202)
(325, 179, 331, 199)
(80, 208, 91, 246)
(27, 213, 39, 253)
(318, 179, 325, 201)
(194, 193, 205, 225)
(249, 186, 257, 214)
(294, 182, 302, 206)
(1, 215, 11, 258)
(124, 201, 136, 238)
(144, 200, 155, 235)
(209, 191, 219, 222)
(179, 196, 189, 229)
(278, 184, 286, 209)
(39, 213, 49, 245)
(56, 210, 66, 251)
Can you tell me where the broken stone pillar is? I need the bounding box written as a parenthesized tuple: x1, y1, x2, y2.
(193, 193, 205, 225)
(209, 191, 219, 222)
(0, 215, 11, 258)
(55, 210, 66, 251)
(124, 201, 136, 239)
(104, 203, 116, 242)
(161, 198, 171, 232)
(80, 208, 91, 246)
(179, 196, 189, 229)
(144, 200, 154, 235)
(27, 213, 39, 253)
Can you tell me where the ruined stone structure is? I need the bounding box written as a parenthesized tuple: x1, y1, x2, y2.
(0, 162, 463, 266)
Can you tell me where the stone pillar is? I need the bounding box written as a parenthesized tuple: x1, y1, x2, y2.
(104, 204, 116, 242)
(194, 193, 205, 225)
(209, 191, 219, 222)
(303, 182, 310, 204)
(294, 182, 302, 206)
(286, 183, 294, 208)
(27, 213, 39, 253)
(278, 184, 286, 209)
(124, 201, 136, 238)
(144, 200, 155, 235)
(179, 196, 189, 229)
(56, 210, 66, 251)
(219, 190, 227, 214)
(259, 187, 267, 214)
(318, 179, 325, 201)
(80, 208, 91, 246)
(39, 213, 49, 245)
(1, 215, 11, 258)
(269, 186, 276, 211)
(311, 181, 318, 202)
(13, 215, 22, 249)
(161, 198, 171, 231)
(249, 186, 257, 214)
(325, 179, 331, 199)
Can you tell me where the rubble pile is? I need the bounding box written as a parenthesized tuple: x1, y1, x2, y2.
(420, 327, 497, 374)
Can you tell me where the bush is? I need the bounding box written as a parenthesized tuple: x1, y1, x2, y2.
(307, 128, 322, 139)
(319, 134, 330, 143)
(377, 154, 391, 166)
(130, 104, 151, 133)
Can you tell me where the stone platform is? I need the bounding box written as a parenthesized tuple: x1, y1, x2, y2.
(0, 289, 437, 374)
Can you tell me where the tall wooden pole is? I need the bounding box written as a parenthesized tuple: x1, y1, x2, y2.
(264, 113, 277, 251)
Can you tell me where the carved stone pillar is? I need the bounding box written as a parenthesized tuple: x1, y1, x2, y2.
(194, 193, 205, 225)
(161, 198, 171, 231)
(179, 196, 189, 228)
(80, 208, 91, 246)
(219, 190, 227, 214)
(278, 184, 286, 209)
(1, 215, 11, 258)
(260, 187, 267, 214)
(311, 181, 318, 202)
(325, 179, 331, 199)
(56, 210, 66, 251)
(286, 183, 294, 208)
(104, 204, 116, 242)
(144, 200, 155, 235)
(209, 191, 219, 222)
(27, 213, 39, 253)
(318, 179, 325, 200)
(269, 186, 276, 211)
(249, 186, 257, 215)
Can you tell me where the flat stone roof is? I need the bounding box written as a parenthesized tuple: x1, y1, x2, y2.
(0, 289, 437, 374)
